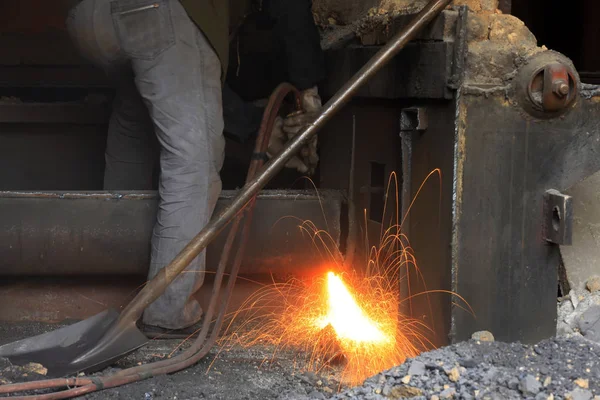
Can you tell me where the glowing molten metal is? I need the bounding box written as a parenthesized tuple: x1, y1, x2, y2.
(316, 272, 390, 344)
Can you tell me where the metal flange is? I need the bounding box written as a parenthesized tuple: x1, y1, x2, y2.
(514, 51, 580, 119)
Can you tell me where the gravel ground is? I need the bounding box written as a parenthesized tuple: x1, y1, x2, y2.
(332, 336, 600, 400)
(3, 328, 600, 400)
(3, 278, 600, 399)
(557, 277, 600, 342)
(329, 277, 600, 400)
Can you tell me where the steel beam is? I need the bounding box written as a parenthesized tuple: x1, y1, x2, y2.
(0, 190, 344, 276)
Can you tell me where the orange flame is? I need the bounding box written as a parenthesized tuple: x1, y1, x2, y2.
(315, 272, 390, 344)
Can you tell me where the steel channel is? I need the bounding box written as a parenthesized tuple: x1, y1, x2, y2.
(0, 103, 110, 124)
(0, 190, 343, 276)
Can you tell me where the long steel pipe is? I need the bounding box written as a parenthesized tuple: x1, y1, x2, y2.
(118, 0, 454, 329)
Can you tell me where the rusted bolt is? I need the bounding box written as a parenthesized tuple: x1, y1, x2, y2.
(517, 52, 579, 118)
(552, 80, 569, 98)
(532, 62, 576, 112)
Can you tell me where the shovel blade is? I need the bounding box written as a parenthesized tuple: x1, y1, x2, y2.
(0, 309, 148, 378)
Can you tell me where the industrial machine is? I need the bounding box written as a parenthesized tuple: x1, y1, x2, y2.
(1, 0, 600, 356)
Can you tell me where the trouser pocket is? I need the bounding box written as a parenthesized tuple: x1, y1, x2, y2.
(110, 0, 175, 60)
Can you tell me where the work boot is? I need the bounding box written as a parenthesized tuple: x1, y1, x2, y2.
(138, 319, 205, 339)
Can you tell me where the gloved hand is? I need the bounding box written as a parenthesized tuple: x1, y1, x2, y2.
(267, 86, 321, 175)
(267, 115, 311, 174)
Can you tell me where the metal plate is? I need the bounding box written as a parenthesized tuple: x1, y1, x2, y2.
(0, 190, 344, 276)
(448, 90, 600, 344)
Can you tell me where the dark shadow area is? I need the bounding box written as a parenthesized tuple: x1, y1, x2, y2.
(512, 0, 599, 82)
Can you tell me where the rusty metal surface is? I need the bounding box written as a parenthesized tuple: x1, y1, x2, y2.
(448, 85, 600, 344)
(402, 78, 600, 346)
(0, 190, 344, 276)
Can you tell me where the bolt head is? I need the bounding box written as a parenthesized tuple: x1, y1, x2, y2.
(552, 80, 570, 98)
(558, 83, 569, 96)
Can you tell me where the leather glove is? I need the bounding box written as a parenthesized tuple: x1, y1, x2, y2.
(278, 86, 322, 175)
(267, 116, 311, 174)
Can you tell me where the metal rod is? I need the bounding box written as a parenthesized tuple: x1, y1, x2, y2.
(117, 0, 454, 326)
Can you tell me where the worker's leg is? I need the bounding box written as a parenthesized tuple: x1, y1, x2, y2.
(104, 76, 157, 190)
(67, 0, 225, 329)
(66, 0, 157, 190)
(109, 0, 225, 329)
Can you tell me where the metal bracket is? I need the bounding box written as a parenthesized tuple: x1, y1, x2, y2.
(543, 189, 573, 245)
(400, 107, 428, 238)
(400, 107, 428, 132)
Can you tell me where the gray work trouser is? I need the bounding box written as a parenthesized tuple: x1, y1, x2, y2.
(66, 0, 225, 329)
